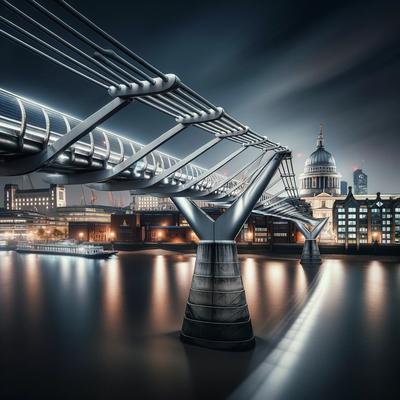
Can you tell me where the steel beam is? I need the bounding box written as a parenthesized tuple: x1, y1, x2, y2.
(46, 122, 187, 185)
(0, 97, 130, 175)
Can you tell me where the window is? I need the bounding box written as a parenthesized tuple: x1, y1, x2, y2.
(348, 227, 356, 232)
(338, 221, 345, 226)
(338, 227, 346, 232)
(348, 221, 356, 226)
(348, 233, 356, 238)
(338, 214, 346, 219)
(348, 214, 356, 219)
(338, 208, 345, 213)
(348, 207, 356, 212)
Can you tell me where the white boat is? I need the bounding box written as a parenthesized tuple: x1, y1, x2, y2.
(16, 240, 118, 259)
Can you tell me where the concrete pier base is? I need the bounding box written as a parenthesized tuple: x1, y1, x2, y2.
(181, 240, 255, 351)
(300, 239, 322, 265)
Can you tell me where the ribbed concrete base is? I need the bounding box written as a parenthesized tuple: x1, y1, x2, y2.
(181, 240, 255, 351)
(301, 239, 322, 265)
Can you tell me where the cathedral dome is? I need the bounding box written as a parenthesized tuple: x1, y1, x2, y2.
(299, 124, 341, 197)
(305, 147, 336, 168)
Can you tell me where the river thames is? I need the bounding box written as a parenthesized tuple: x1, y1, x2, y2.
(0, 250, 399, 399)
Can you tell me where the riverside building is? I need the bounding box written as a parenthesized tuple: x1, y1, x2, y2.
(333, 187, 400, 245)
(4, 184, 66, 214)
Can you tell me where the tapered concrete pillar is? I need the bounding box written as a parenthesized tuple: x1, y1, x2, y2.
(296, 218, 328, 265)
(172, 151, 287, 350)
(301, 239, 322, 265)
(181, 240, 254, 350)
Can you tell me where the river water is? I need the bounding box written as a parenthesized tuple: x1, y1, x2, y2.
(0, 250, 399, 399)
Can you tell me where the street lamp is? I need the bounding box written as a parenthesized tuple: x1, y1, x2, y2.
(79, 231, 84, 242)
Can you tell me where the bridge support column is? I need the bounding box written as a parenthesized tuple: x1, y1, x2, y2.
(171, 151, 287, 350)
(301, 239, 322, 265)
(296, 218, 328, 265)
(182, 240, 253, 350)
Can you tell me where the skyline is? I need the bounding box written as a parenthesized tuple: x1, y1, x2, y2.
(0, 0, 399, 202)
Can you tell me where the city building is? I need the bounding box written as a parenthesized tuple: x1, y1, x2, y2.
(111, 209, 298, 244)
(340, 180, 348, 195)
(299, 125, 342, 242)
(52, 205, 124, 242)
(353, 169, 368, 195)
(130, 195, 175, 211)
(52, 205, 121, 223)
(130, 195, 211, 211)
(0, 209, 67, 240)
(4, 184, 66, 214)
(299, 125, 342, 197)
(333, 187, 400, 245)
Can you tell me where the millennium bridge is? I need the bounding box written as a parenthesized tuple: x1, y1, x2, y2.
(0, 0, 326, 350)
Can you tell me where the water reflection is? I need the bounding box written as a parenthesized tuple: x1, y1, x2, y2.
(231, 264, 330, 400)
(0, 252, 14, 321)
(241, 256, 310, 335)
(365, 261, 387, 334)
(149, 255, 171, 331)
(103, 258, 123, 335)
(2, 251, 399, 400)
(174, 255, 195, 305)
(24, 254, 41, 323)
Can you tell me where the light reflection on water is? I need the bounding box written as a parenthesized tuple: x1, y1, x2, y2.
(365, 261, 386, 334)
(24, 254, 41, 323)
(103, 257, 123, 336)
(0, 252, 14, 321)
(1, 251, 399, 400)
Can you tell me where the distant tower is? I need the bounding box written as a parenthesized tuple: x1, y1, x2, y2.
(340, 180, 348, 196)
(299, 124, 342, 197)
(353, 169, 368, 195)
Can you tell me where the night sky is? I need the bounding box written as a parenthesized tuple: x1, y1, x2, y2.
(0, 0, 399, 205)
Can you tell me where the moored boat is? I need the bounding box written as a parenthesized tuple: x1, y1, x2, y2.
(16, 240, 117, 259)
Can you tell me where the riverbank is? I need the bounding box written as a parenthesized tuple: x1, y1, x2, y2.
(110, 241, 400, 257)
(3, 241, 399, 257)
